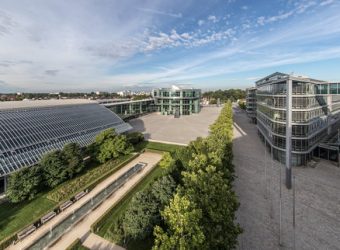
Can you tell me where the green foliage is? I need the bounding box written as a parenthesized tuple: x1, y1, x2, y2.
(153, 101, 242, 249)
(6, 165, 42, 203)
(127, 131, 145, 145)
(107, 174, 177, 244)
(40, 150, 68, 188)
(66, 238, 89, 250)
(0, 193, 56, 241)
(203, 89, 246, 102)
(47, 154, 135, 202)
(96, 129, 133, 163)
(62, 143, 84, 178)
(92, 165, 165, 245)
(95, 128, 117, 145)
(238, 101, 246, 110)
(153, 194, 205, 250)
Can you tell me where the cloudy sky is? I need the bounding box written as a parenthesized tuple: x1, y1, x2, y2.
(0, 0, 340, 92)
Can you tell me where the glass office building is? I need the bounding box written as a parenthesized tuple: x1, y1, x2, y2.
(0, 100, 132, 194)
(102, 99, 156, 119)
(152, 86, 201, 115)
(251, 72, 340, 166)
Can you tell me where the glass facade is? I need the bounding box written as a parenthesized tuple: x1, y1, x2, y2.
(0, 103, 132, 177)
(152, 88, 201, 115)
(255, 73, 340, 166)
(105, 99, 156, 118)
(246, 88, 257, 123)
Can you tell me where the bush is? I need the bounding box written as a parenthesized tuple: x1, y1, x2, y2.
(0, 233, 17, 250)
(6, 165, 42, 203)
(40, 150, 68, 188)
(47, 154, 136, 202)
(127, 132, 144, 145)
(96, 129, 134, 163)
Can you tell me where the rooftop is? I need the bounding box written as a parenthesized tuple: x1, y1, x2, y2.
(0, 99, 96, 111)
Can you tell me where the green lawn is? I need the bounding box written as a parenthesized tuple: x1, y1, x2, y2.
(0, 193, 56, 241)
(134, 140, 185, 153)
(95, 165, 164, 247)
(0, 154, 136, 242)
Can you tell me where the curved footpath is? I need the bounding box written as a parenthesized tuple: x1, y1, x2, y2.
(8, 151, 163, 250)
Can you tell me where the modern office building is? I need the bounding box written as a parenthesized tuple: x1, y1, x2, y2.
(101, 98, 156, 119)
(0, 99, 132, 195)
(247, 72, 340, 167)
(152, 85, 201, 115)
(246, 87, 257, 123)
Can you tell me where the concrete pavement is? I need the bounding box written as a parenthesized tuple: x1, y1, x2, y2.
(233, 105, 340, 250)
(129, 106, 222, 145)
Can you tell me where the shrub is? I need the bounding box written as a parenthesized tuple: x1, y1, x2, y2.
(6, 165, 42, 203)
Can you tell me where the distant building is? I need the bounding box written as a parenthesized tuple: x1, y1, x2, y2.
(246, 87, 257, 123)
(152, 85, 201, 115)
(0, 99, 131, 195)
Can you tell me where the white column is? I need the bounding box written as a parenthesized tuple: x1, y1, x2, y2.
(286, 79, 292, 189)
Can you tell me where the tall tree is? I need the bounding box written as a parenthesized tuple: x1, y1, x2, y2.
(153, 194, 205, 250)
(6, 165, 42, 203)
(40, 150, 68, 188)
(121, 175, 176, 241)
(62, 143, 84, 178)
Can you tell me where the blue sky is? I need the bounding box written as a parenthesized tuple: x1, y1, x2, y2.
(0, 0, 340, 92)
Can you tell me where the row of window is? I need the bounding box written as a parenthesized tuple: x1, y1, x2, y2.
(257, 81, 334, 95)
(258, 121, 327, 152)
(257, 104, 328, 122)
(257, 112, 328, 137)
(153, 90, 200, 98)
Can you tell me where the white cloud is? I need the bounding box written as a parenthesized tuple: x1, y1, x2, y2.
(208, 15, 218, 23)
(320, 0, 334, 6)
(198, 19, 205, 26)
(137, 8, 182, 18)
(241, 6, 248, 10)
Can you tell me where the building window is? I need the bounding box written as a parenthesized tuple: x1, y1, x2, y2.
(331, 83, 338, 94)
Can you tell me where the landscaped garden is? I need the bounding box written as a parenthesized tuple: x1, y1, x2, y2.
(0, 129, 136, 247)
(0, 129, 185, 249)
(91, 102, 242, 250)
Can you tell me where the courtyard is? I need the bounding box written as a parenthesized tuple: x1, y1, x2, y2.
(233, 104, 340, 250)
(128, 106, 222, 145)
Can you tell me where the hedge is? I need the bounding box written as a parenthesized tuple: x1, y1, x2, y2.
(0, 234, 17, 250)
(47, 154, 139, 202)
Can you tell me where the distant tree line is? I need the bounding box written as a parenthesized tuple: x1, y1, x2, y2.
(105, 101, 242, 249)
(203, 89, 246, 103)
(0, 92, 125, 102)
(6, 129, 138, 203)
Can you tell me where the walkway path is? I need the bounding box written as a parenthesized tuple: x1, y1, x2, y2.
(9, 152, 162, 250)
(82, 233, 124, 250)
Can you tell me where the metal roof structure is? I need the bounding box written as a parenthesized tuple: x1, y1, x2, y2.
(0, 100, 132, 177)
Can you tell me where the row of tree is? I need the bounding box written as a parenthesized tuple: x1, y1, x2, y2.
(106, 101, 242, 249)
(203, 89, 246, 102)
(153, 101, 241, 249)
(6, 129, 134, 203)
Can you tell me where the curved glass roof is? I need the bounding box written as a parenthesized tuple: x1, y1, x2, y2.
(0, 103, 132, 176)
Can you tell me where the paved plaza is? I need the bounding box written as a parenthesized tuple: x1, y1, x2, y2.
(233, 105, 340, 250)
(129, 106, 222, 145)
